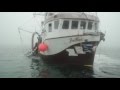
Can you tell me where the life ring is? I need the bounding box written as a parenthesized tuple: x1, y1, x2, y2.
(31, 32, 42, 51)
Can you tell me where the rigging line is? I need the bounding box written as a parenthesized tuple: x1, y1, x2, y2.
(18, 28, 34, 55)
(18, 29, 23, 43)
(18, 29, 26, 53)
(20, 16, 35, 29)
(34, 12, 46, 25)
(99, 44, 102, 60)
(34, 17, 42, 31)
(18, 27, 33, 34)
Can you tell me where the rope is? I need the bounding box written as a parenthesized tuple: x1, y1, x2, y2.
(20, 16, 35, 29)
(18, 27, 34, 54)
(18, 29, 23, 44)
(34, 17, 41, 30)
(18, 29, 26, 53)
(18, 27, 33, 34)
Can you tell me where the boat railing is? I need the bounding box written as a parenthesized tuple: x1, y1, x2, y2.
(83, 12, 98, 16)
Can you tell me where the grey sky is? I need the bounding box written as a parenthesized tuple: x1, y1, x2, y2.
(98, 12, 120, 48)
(0, 12, 120, 48)
(0, 12, 43, 47)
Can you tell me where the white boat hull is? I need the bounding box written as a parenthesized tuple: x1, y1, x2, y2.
(39, 35, 100, 56)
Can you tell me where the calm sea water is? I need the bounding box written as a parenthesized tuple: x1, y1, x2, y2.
(0, 45, 120, 78)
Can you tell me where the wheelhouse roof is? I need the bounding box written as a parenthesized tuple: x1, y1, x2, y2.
(44, 12, 99, 24)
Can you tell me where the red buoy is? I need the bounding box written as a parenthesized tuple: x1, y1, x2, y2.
(38, 43, 48, 52)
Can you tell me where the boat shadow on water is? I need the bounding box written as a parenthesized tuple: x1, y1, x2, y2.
(30, 56, 95, 78)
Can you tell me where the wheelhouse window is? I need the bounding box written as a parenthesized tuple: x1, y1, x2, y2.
(48, 23, 52, 32)
(62, 20, 69, 29)
(54, 20, 59, 29)
(80, 21, 86, 29)
(71, 21, 78, 29)
(95, 23, 98, 30)
(88, 22, 93, 30)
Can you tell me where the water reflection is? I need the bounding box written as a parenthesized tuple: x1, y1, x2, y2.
(30, 57, 95, 78)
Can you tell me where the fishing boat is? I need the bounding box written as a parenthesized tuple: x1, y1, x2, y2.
(28, 12, 105, 66)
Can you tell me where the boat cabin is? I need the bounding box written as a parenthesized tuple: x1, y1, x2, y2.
(43, 12, 99, 33)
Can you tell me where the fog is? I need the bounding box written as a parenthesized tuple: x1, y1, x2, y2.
(98, 12, 120, 48)
(0, 12, 120, 49)
(0, 12, 43, 48)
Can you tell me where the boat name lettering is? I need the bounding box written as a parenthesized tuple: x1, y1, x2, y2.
(70, 37, 82, 43)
